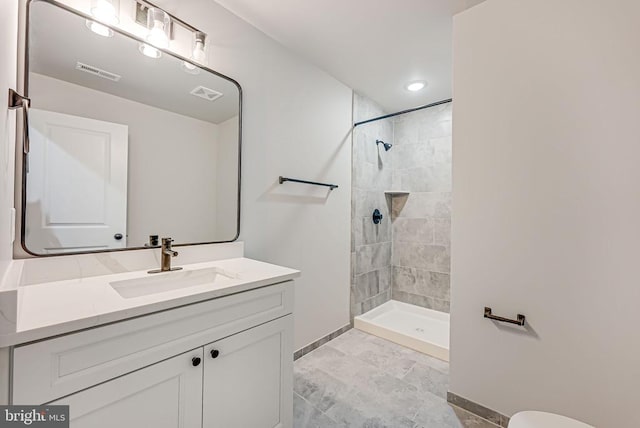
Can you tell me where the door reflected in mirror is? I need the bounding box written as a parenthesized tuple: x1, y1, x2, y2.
(23, 0, 241, 255)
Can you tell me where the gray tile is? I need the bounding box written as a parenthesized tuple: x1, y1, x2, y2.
(328, 330, 418, 379)
(402, 362, 450, 398)
(393, 142, 434, 170)
(417, 116, 452, 141)
(360, 289, 391, 313)
(296, 343, 348, 371)
(294, 366, 351, 413)
(293, 393, 341, 428)
(353, 268, 391, 303)
(412, 398, 467, 428)
(392, 266, 450, 300)
(355, 242, 392, 274)
(325, 388, 417, 428)
(392, 192, 451, 219)
(452, 406, 501, 428)
(392, 242, 450, 273)
(432, 136, 452, 165)
(294, 325, 352, 360)
(354, 190, 390, 218)
(355, 216, 392, 247)
(393, 218, 434, 244)
(394, 117, 419, 145)
(354, 131, 379, 166)
(354, 159, 392, 191)
(293, 327, 503, 428)
(433, 217, 451, 246)
(446, 393, 508, 427)
(392, 290, 450, 313)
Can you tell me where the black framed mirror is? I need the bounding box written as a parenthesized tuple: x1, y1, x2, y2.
(21, 0, 241, 256)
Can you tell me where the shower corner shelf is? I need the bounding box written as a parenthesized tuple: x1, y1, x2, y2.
(384, 190, 410, 196)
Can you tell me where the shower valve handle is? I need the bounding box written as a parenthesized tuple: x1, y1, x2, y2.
(372, 209, 384, 224)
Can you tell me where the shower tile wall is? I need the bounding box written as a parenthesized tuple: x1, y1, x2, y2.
(391, 103, 452, 312)
(351, 94, 393, 319)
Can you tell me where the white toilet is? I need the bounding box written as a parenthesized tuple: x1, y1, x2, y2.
(508, 411, 595, 428)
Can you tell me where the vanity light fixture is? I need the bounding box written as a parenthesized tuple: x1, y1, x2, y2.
(182, 32, 207, 74)
(86, 0, 120, 37)
(133, 2, 209, 66)
(405, 80, 427, 92)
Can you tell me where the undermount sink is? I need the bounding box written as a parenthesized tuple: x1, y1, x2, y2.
(110, 267, 238, 299)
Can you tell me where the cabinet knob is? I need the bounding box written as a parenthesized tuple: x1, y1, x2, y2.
(192, 357, 201, 366)
(210, 349, 220, 359)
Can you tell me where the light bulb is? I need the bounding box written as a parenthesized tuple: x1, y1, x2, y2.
(90, 0, 119, 25)
(139, 43, 161, 58)
(85, 20, 113, 37)
(144, 8, 170, 50)
(192, 39, 206, 63)
(147, 20, 169, 48)
(181, 32, 207, 74)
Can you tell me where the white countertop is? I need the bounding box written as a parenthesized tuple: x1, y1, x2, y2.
(0, 257, 300, 347)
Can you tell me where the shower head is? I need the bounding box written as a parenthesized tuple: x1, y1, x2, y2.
(376, 139, 392, 151)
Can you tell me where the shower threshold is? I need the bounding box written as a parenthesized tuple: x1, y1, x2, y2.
(354, 300, 449, 361)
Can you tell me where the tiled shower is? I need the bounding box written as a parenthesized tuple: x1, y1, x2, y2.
(351, 94, 453, 319)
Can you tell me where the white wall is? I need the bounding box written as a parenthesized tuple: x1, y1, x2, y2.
(0, 1, 18, 281)
(156, 0, 353, 350)
(451, 1, 640, 427)
(22, 0, 353, 350)
(29, 73, 220, 248)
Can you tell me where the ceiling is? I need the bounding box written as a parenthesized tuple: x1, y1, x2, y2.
(213, 0, 487, 113)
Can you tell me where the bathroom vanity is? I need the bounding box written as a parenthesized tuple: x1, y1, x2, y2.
(0, 244, 300, 427)
(0, 1, 302, 426)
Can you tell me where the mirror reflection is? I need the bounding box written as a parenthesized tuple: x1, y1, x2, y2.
(24, 1, 241, 255)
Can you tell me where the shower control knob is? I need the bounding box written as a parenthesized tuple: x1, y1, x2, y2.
(372, 209, 384, 225)
(192, 357, 201, 367)
(210, 349, 220, 359)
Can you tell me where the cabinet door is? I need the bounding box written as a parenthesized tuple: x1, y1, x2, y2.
(203, 315, 293, 428)
(51, 349, 203, 428)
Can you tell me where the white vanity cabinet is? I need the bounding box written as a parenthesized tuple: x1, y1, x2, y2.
(51, 348, 205, 428)
(203, 316, 292, 428)
(10, 281, 294, 428)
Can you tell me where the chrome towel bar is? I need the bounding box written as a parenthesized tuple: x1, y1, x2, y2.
(278, 176, 338, 190)
(484, 307, 526, 326)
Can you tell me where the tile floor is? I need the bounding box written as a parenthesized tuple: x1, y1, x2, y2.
(293, 328, 498, 428)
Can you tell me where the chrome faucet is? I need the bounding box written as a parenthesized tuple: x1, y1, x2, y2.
(148, 237, 183, 273)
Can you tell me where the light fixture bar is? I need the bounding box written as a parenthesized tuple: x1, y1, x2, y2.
(135, 1, 206, 37)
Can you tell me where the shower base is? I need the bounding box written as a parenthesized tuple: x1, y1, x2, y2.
(354, 300, 449, 361)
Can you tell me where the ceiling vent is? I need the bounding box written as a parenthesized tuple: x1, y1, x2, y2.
(190, 86, 223, 102)
(75, 62, 121, 82)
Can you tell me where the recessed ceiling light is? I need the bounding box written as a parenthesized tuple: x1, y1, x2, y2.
(405, 81, 427, 92)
